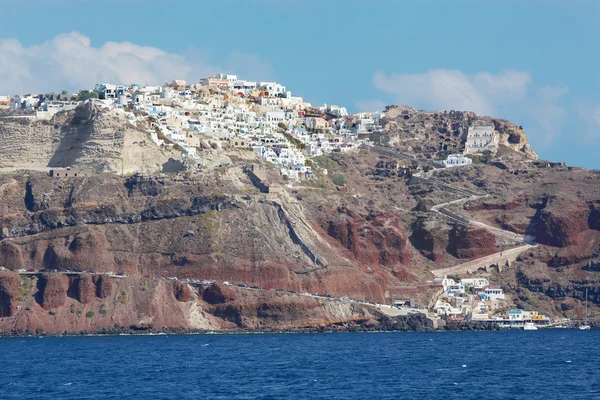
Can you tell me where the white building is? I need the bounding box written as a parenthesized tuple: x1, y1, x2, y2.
(258, 81, 287, 97)
(479, 287, 505, 301)
(464, 125, 498, 154)
(95, 83, 117, 99)
(461, 278, 489, 289)
(264, 111, 286, 125)
(440, 154, 472, 168)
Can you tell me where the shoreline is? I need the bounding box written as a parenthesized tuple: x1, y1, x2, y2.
(0, 321, 509, 338)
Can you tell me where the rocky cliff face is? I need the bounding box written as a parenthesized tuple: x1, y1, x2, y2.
(0, 271, 429, 335)
(382, 106, 537, 159)
(1, 103, 599, 333)
(0, 103, 181, 173)
(0, 272, 20, 317)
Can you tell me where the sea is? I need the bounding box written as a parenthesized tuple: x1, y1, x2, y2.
(0, 330, 599, 399)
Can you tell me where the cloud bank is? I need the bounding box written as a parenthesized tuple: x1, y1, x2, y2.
(372, 69, 531, 116)
(0, 32, 273, 94)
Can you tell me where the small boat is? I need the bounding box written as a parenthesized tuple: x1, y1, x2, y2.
(580, 288, 591, 330)
(523, 322, 538, 331)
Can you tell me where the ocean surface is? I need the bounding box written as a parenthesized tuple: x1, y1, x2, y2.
(1, 330, 599, 399)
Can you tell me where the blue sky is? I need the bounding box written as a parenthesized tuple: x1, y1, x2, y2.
(0, 0, 598, 167)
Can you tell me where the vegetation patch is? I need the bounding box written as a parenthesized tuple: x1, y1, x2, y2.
(282, 132, 306, 150)
(86, 311, 95, 319)
(331, 175, 346, 187)
(117, 291, 129, 305)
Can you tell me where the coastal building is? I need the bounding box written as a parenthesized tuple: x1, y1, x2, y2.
(461, 278, 489, 289)
(479, 287, 505, 301)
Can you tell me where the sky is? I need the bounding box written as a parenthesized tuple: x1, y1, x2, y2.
(0, 0, 598, 168)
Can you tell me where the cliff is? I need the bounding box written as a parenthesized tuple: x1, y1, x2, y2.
(0, 102, 599, 333)
(0, 103, 182, 174)
(0, 271, 430, 335)
(381, 106, 537, 159)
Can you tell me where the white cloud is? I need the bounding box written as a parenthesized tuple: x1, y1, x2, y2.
(0, 32, 272, 94)
(537, 85, 569, 103)
(372, 69, 531, 115)
(576, 102, 600, 142)
(592, 105, 600, 128)
(519, 85, 569, 148)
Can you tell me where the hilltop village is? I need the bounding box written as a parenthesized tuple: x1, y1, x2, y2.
(0, 74, 582, 331)
(1, 74, 493, 179)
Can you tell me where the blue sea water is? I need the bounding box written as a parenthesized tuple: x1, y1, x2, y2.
(0, 330, 599, 400)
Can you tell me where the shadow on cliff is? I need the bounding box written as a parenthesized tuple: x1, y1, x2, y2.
(161, 158, 185, 173)
(46, 104, 109, 171)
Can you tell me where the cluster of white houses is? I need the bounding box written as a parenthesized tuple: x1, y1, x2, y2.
(3, 73, 500, 177)
(3, 74, 385, 180)
(432, 276, 549, 325)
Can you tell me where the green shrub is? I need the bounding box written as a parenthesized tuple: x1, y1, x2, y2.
(117, 291, 129, 305)
(331, 175, 346, 186)
(86, 311, 95, 319)
(99, 304, 108, 315)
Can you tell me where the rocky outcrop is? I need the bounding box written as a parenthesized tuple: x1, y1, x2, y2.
(73, 275, 95, 304)
(201, 284, 237, 305)
(326, 208, 410, 267)
(0, 272, 20, 317)
(173, 281, 193, 302)
(447, 225, 497, 259)
(94, 276, 112, 298)
(516, 270, 600, 306)
(0, 103, 182, 173)
(37, 274, 69, 310)
(409, 217, 450, 261)
(382, 106, 537, 159)
(533, 204, 590, 247)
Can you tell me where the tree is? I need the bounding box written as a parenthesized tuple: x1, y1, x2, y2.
(77, 90, 98, 101)
(331, 175, 346, 186)
(61, 90, 68, 95)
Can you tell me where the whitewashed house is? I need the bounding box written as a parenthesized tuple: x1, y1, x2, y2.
(439, 154, 473, 168)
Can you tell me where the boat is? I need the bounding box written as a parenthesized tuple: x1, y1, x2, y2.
(523, 322, 538, 331)
(580, 288, 591, 330)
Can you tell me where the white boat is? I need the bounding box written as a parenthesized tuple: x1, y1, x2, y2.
(523, 322, 538, 331)
(580, 288, 591, 330)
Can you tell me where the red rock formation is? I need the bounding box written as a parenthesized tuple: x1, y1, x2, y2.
(447, 225, 497, 259)
(37, 274, 69, 310)
(535, 204, 590, 247)
(0, 272, 20, 317)
(74, 274, 95, 304)
(93, 275, 113, 298)
(410, 217, 449, 261)
(201, 284, 237, 304)
(0, 242, 24, 269)
(326, 209, 410, 267)
(173, 281, 193, 302)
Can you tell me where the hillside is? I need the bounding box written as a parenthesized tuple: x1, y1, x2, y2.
(0, 101, 598, 333)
